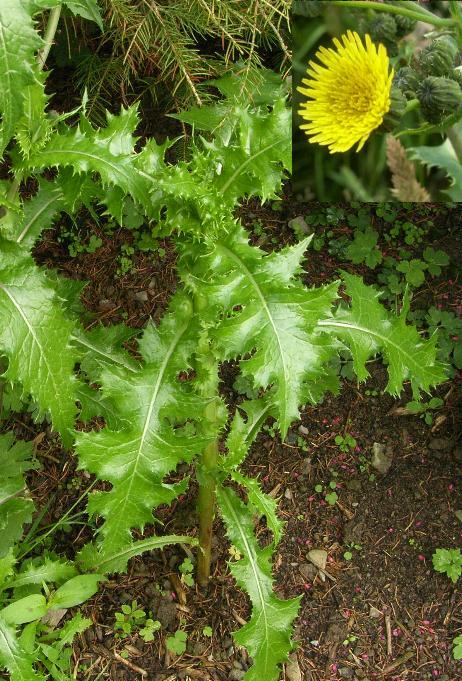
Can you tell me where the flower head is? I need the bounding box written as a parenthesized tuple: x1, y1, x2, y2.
(297, 30, 394, 153)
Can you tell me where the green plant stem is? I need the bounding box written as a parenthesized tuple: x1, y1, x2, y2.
(331, 1, 455, 27)
(37, 6, 62, 68)
(404, 99, 419, 115)
(197, 437, 219, 588)
(447, 126, 462, 164)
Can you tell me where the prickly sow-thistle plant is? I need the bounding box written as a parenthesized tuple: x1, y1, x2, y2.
(0, 2, 447, 679)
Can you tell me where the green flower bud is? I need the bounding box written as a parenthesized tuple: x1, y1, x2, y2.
(394, 67, 420, 99)
(451, 68, 462, 88)
(417, 41, 456, 78)
(417, 76, 462, 124)
(388, 1, 417, 37)
(292, 0, 324, 17)
(380, 86, 407, 132)
(369, 13, 397, 45)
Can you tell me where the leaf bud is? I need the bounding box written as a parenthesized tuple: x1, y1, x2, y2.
(417, 76, 462, 124)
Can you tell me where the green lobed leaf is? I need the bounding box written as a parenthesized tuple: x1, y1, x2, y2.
(10, 180, 64, 248)
(217, 486, 300, 681)
(4, 557, 77, 593)
(26, 108, 154, 217)
(72, 324, 140, 380)
(15, 71, 52, 160)
(78, 534, 198, 574)
(409, 139, 462, 201)
(32, 0, 103, 30)
(0, 434, 38, 557)
(345, 229, 383, 269)
(223, 400, 275, 471)
(183, 229, 339, 436)
(76, 294, 215, 555)
(0, 617, 44, 681)
(230, 471, 283, 545)
(318, 273, 447, 399)
(0, 0, 43, 158)
(0, 241, 79, 445)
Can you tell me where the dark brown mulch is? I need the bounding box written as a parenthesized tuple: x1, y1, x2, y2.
(4, 200, 462, 681)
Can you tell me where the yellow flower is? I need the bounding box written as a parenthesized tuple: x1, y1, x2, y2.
(297, 30, 394, 153)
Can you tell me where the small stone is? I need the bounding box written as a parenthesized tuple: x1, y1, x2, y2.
(371, 442, 393, 474)
(307, 549, 328, 581)
(299, 562, 317, 580)
(369, 605, 382, 618)
(298, 425, 309, 436)
(429, 437, 451, 451)
(232, 660, 243, 670)
(455, 510, 462, 523)
(288, 216, 311, 235)
(229, 670, 245, 681)
(300, 458, 312, 476)
(134, 290, 149, 302)
(284, 488, 293, 500)
(346, 478, 362, 492)
(338, 667, 354, 679)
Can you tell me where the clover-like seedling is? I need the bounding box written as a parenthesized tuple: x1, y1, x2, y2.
(432, 548, 462, 583)
(166, 629, 187, 655)
(114, 600, 147, 637)
(139, 619, 161, 642)
(179, 557, 194, 587)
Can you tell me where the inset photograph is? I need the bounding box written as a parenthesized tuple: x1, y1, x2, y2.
(293, 0, 462, 201)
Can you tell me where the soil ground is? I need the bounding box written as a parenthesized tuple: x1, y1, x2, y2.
(2, 200, 461, 681)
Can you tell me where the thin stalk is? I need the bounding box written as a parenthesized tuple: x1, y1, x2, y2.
(404, 99, 419, 115)
(37, 6, 62, 69)
(331, 1, 455, 27)
(447, 126, 462, 164)
(197, 438, 219, 587)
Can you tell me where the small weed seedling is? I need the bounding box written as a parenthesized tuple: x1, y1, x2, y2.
(357, 454, 376, 482)
(179, 557, 195, 587)
(114, 600, 147, 638)
(139, 619, 161, 643)
(335, 433, 357, 453)
(202, 625, 213, 637)
(453, 634, 462, 660)
(166, 629, 187, 655)
(315, 473, 339, 506)
(405, 397, 444, 425)
(432, 548, 462, 584)
(343, 542, 362, 561)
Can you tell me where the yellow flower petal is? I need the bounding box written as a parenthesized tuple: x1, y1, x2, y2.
(297, 30, 394, 154)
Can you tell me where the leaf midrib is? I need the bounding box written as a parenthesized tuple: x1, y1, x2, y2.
(217, 243, 288, 417)
(220, 489, 271, 673)
(107, 321, 189, 537)
(317, 318, 439, 380)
